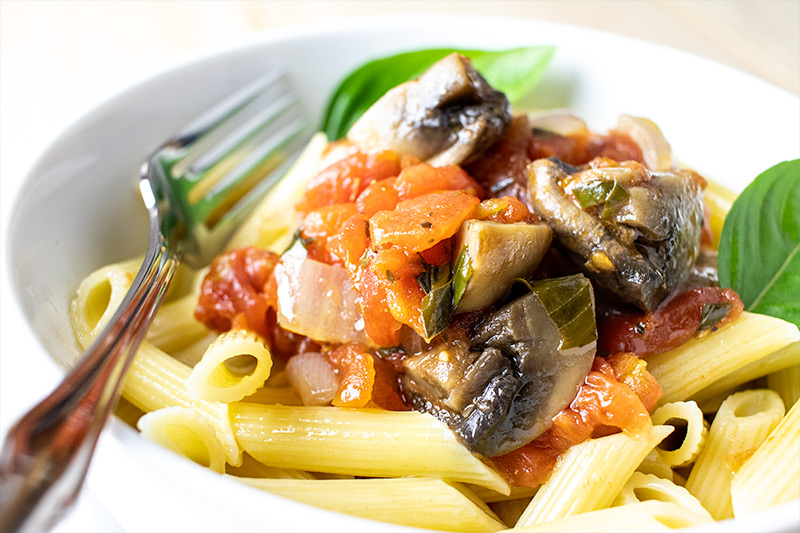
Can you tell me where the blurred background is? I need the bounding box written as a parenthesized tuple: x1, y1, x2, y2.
(0, 1, 798, 531)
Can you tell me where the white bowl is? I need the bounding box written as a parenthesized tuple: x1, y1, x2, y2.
(4, 15, 799, 532)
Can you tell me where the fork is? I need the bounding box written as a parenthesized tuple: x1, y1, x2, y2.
(0, 68, 311, 532)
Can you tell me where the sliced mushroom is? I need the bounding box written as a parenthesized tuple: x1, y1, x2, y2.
(403, 274, 597, 457)
(347, 53, 511, 166)
(452, 220, 553, 312)
(528, 158, 704, 311)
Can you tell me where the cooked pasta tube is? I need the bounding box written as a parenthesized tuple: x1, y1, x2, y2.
(226, 131, 328, 251)
(137, 406, 227, 473)
(613, 472, 712, 520)
(235, 477, 505, 533)
(636, 450, 674, 481)
(731, 398, 800, 516)
(230, 403, 509, 493)
(242, 385, 301, 406)
(171, 332, 218, 368)
(472, 485, 539, 504)
(514, 425, 672, 528)
(122, 341, 242, 466)
(70, 258, 140, 349)
(692, 341, 800, 405)
(511, 500, 712, 532)
(767, 363, 800, 410)
(647, 312, 800, 405)
(650, 401, 707, 468)
(186, 329, 272, 403)
(685, 389, 785, 520)
(146, 294, 209, 353)
(226, 453, 314, 480)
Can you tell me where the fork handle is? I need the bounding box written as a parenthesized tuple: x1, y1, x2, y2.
(0, 228, 178, 533)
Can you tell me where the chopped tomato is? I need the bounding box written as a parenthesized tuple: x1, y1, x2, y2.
(326, 343, 375, 407)
(418, 239, 452, 266)
(474, 196, 533, 224)
(371, 356, 410, 411)
(296, 150, 401, 213)
(355, 177, 399, 217)
(195, 247, 279, 339)
(492, 354, 660, 487)
(598, 287, 744, 357)
(369, 191, 480, 253)
(366, 249, 426, 338)
(301, 203, 359, 264)
(394, 163, 484, 201)
(326, 214, 369, 274)
(357, 267, 403, 347)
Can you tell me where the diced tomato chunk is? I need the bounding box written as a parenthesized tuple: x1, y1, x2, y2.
(418, 239, 452, 266)
(195, 247, 279, 339)
(394, 163, 484, 201)
(357, 267, 403, 347)
(326, 214, 369, 274)
(598, 287, 744, 357)
(474, 196, 533, 224)
(369, 191, 479, 253)
(301, 203, 359, 264)
(326, 343, 375, 407)
(296, 150, 401, 213)
(356, 177, 399, 217)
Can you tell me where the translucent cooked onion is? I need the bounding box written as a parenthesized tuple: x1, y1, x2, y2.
(527, 110, 589, 137)
(274, 247, 370, 345)
(286, 352, 338, 406)
(616, 114, 673, 171)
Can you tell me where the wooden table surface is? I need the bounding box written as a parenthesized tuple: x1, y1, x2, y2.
(0, 1, 798, 531)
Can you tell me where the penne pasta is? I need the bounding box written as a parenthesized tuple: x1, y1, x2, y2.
(636, 450, 674, 482)
(613, 472, 712, 520)
(122, 341, 242, 466)
(137, 406, 227, 473)
(730, 398, 800, 516)
(147, 294, 209, 353)
(684, 389, 785, 520)
(225, 453, 314, 480)
(185, 329, 273, 403)
(650, 401, 707, 468)
(647, 312, 800, 405)
(235, 476, 505, 532)
(692, 341, 800, 405)
(230, 403, 509, 494)
(514, 425, 672, 528)
(767, 362, 800, 410)
(69, 258, 139, 349)
(510, 500, 712, 532)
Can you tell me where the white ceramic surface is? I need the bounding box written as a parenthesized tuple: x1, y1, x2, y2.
(3, 15, 799, 532)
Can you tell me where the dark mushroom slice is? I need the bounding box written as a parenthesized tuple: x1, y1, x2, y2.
(528, 158, 704, 312)
(347, 53, 511, 166)
(403, 274, 597, 457)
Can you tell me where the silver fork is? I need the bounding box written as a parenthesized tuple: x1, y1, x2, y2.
(0, 69, 312, 532)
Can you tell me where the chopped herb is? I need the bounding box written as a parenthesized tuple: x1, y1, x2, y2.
(418, 262, 454, 341)
(421, 221, 433, 229)
(386, 269, 396, 283)
(699, 302, 733, 331)
(573, 179, 630, 220)
(452, 247, 474, 307)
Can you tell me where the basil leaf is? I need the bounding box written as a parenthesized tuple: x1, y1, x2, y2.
(452, 247, 473, 307)
(699, 302, 733, 331)
(718, 159, 800, 328)
(322, 46, 555, 140)
(419, 263, 454, 341)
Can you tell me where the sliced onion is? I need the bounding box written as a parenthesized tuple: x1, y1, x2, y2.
(274, 247, 370, 345)
(286, 352, 338, 406)
(616, 114, 673, 171)
(527, 109, 589, 137)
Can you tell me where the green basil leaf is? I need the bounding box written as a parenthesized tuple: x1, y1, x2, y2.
(452, 247, 473, 307)
(718, 159, 800, 328)
(699, 302, 733, 331)
(420, 262, 454, 341)
(322, 46, 555, 140)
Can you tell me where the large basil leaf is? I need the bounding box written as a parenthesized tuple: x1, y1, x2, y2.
(718, 159, 800, 328)
(321, 46, 554, 140)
